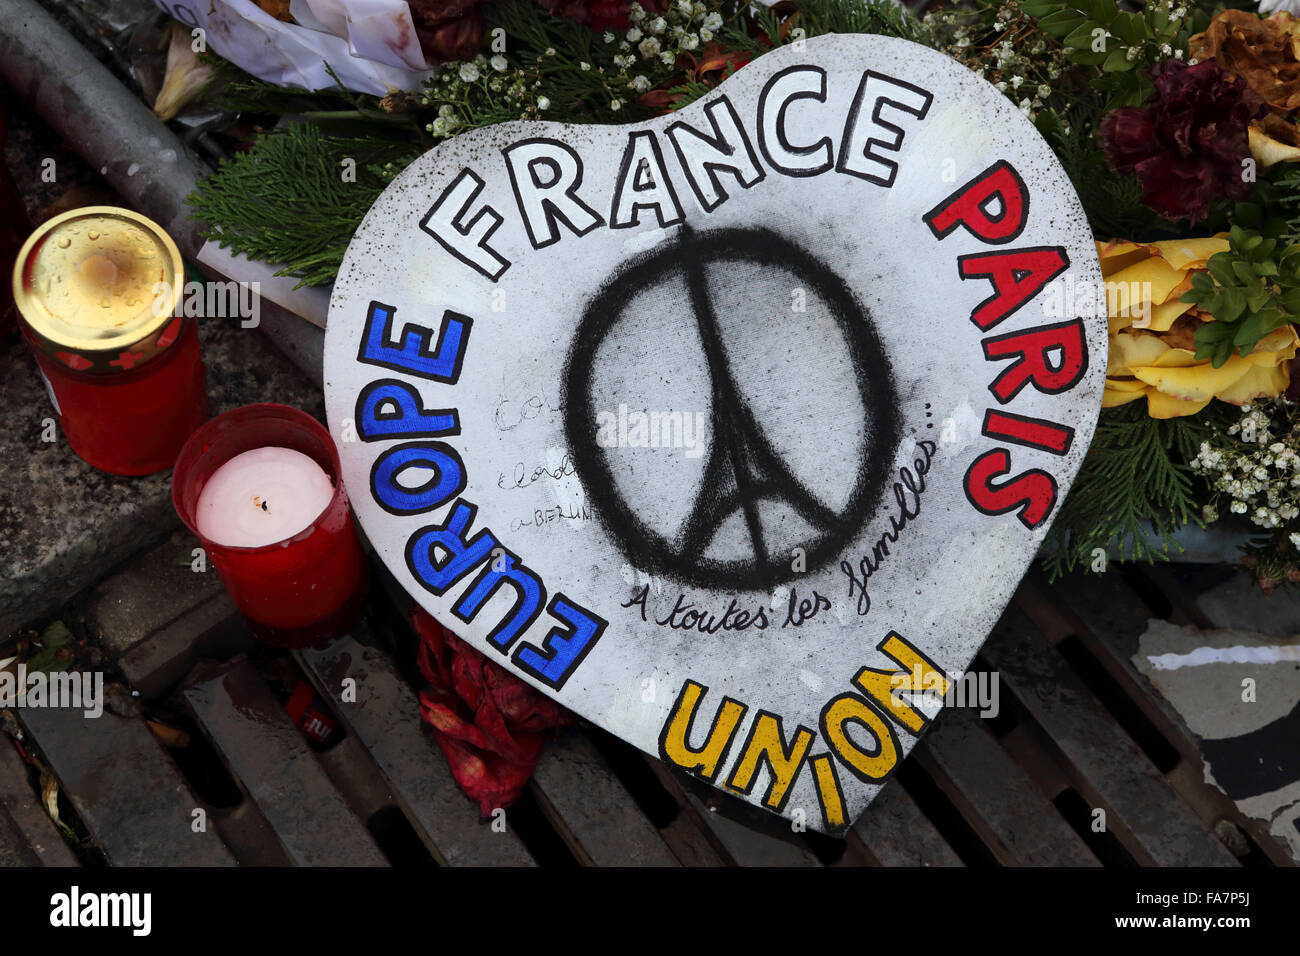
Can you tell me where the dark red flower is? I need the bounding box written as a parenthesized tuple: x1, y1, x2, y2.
(1099, 59, 1264, 223)
(408, 0, 487, 62)
(536, 0, 662, 33)
(412, 607, 574, 816)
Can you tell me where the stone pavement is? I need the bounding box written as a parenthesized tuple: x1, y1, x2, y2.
(0, 319, 323, 640)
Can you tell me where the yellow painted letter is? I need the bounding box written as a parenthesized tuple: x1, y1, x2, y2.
(852, 631, 951, 734)
(809, 754, 846, 832)
(658, 680, 747, 783)
(820, 693, 899, 783)
(724, 711, 814, 811)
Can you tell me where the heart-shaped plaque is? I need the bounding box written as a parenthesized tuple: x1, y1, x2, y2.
(323, 32, 1105, 835)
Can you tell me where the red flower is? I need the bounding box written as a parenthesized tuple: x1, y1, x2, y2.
(1100, 59, 1264, 223)
(408, 0, 487, 62)
(536, 0, 661, 33)
(412, 607, 574, 815)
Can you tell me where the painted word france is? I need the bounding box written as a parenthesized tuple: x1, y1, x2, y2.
(427, 67, 1082, 552)
(424, 67, 938, 279)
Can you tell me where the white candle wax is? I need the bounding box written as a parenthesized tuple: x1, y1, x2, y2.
(196, 446, 335, 548)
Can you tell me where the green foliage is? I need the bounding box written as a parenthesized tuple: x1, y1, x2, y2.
(1042, 400, 1219, 579)
(25, 620, 73, 674)
(924, 0, 1084, 123)
(720, 0, 936, 55)
(203, 57, 429, 143)
(1240, 530, 1300, 591)
(670, 0, 936, 110)
(1020, 0, 1190, 109)
(1037, 109, 1175, 240)
(425, 0, 739, 131)
(720, 1, 786, 52)
(1184, 225, 1300, 367)
(188, 0, 939, 285)
(664, 0, 934, 108)
(476, 0, 650, 123)
(787, 0, 938, 45)
(204, 56, 355, 115)
(1270, 165, 1300, 248)
(186, 123, 416, 287)
(656, 77, 717, 110)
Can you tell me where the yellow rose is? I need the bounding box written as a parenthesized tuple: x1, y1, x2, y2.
(1099, 238, 1299, 418)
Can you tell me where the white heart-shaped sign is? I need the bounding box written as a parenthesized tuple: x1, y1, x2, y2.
(324, 33, 1105, 835)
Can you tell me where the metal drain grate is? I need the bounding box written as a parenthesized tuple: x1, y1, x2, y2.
(2, 543, 1293, 867)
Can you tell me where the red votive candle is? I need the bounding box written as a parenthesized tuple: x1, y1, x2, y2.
(172, 403, 369, 648)
(11, 206, 209, 475)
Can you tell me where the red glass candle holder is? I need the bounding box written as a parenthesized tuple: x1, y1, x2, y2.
(22, 316, 208, 475)
(12, 206, 209, 475)
(172, 403, 369, 649)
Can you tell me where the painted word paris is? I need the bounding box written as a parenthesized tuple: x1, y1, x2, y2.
(323, 34, 1105, 834)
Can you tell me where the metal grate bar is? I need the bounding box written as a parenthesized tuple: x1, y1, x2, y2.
(850, 777, 964, 866)
(981, 603, 1240, 867)
(297, 632, 537, 866)
(18, 704, 235, 866)
(182, 656, 388, 866)
(914, 706, 1101, 866)
(530, 732, 680, 866)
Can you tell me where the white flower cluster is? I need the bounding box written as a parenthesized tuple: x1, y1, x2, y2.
(1194, 404, 1300, 541)
(613, 0, 725, 93)
(421, 51, 545, 134)
(925, 2, 1073, 123)
(419, 2, 729, 132)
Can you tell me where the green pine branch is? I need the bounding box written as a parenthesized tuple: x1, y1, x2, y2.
(792, 0, 938, 45)
(1042, 400, 1227, 579)
(720, 0, 937, 56)
(186, 123, 417, 288)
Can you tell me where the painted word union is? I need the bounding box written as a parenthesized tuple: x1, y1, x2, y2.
(659, 630, 951, 832)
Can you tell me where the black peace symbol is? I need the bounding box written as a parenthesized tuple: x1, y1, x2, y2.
(563, 225, 901, 591)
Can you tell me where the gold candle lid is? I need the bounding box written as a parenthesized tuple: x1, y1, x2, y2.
(12, 206, 185, 373)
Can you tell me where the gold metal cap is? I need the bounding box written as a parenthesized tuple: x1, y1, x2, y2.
(12, 206, 185, 372)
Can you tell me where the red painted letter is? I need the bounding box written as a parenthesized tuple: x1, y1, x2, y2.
(959, 247, 1069, 330)
(982, 409, 1075, 456)
(924, 160, 1029, 244)
(982, 319, 1087, 404)
(963, 448, 1056, 529)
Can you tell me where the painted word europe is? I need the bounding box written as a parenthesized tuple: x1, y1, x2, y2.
(351, 306, 607, 690)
